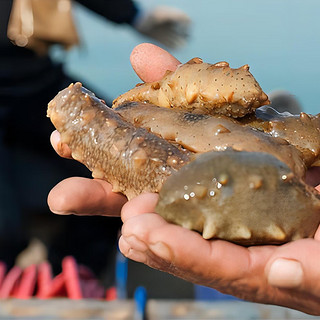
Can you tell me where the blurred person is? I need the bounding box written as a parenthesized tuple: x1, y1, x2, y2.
(48, 43, 320, 315)
(0, 0, 190, 282)
(269, 89, 303, 115)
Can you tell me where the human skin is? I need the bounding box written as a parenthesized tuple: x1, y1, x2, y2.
(48, 43, 320, 315)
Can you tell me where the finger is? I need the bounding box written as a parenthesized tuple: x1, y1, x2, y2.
(50, 130, 72, 159)
(265, 239, 320, 313)
(48, 177, 127, 216)
(266, 239, 320, 292)
(314, 224, 320, 241)
(130, 43, 181, 82)
(120, 207, 253, 285)
(121, 192, 159, 222)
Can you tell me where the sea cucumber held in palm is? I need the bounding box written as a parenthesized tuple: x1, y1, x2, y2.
(156, 150, 320, 245)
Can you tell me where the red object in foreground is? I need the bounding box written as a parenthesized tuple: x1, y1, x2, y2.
(62, 257, 105, 299)
(15, 264, 37, 299)
(105, 286, 117, 301)
(36, 261, 53, 298)
(62, 256, 83, 300)
(47, 273, 68, 298)
(0, 266, 22, 298)
(0, 256, 114, 300)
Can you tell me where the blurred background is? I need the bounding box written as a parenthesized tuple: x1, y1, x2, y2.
(1, 0, 320, 305)
(53, 0, 320, 114)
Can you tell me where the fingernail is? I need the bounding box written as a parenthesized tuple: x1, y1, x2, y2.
(119, 236, 147, 263)
(268, 258, 303, 288)
(51, 210, 73, 215)
(149, 242, 173, 262)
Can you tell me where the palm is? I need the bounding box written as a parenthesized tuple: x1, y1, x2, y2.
(120, 193, 320, 314)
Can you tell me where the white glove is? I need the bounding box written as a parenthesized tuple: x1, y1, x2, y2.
(133, 6, 191, 49)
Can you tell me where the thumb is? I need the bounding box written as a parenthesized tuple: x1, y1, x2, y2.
(130, 43, 181, 83)
(265, 239, 320, 296)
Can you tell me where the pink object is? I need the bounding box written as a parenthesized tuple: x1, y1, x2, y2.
(15, 264, 37, 299)
(36, 262, 53, 299)
(62, 256, 82, 299)
(0, 266, 22, 298)
(0, 257, 108, 300)
(62, 256, 105, 299)
(105, 286, 117, 301)
(47, 273, 67, 298)
(78, 265, 105, 299)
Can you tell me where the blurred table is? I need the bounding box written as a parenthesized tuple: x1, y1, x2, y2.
(0, 299, 319, 320)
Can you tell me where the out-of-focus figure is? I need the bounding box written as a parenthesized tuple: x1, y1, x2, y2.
(269, 90, 302, 115)
(132, 5, 190, 49)
(0, 0, 191, 284)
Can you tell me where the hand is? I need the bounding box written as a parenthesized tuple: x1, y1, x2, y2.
(119, 193, 320, 315)
(133, 6, 191, 49)
(48, 43, 320, 315)
(128, 44, 320, 315)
